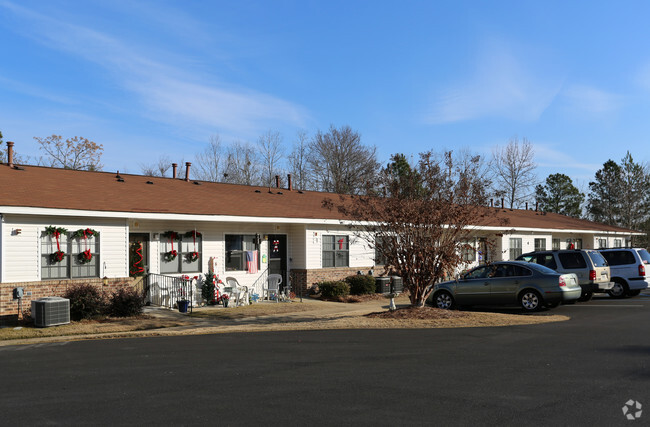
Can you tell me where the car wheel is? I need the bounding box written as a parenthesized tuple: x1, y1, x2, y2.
(545, 300, 560, 309)
(607, 280, 628, 298)
(519, 290, 542, 312)
(434, 291, 455, 310)
(627, 289, 641, 297)
(578, 291, 593, 302)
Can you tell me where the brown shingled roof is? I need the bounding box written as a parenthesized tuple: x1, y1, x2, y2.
(0, 164, 637, 233)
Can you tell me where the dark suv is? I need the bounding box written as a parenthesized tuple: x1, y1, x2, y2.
(516, 250, 612, 301)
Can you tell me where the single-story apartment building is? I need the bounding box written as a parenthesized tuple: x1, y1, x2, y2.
(0, 154, 639, 319)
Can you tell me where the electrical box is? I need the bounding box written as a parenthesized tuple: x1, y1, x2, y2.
(376, 277, 391, 294)
(13, 287, 24, 299)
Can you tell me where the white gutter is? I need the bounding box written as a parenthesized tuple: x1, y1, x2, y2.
(0, 206, 640, 236)
(0, 206, 348, 226)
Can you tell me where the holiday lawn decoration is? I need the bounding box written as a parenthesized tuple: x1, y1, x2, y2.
(202, 271, 217, 304)
(129, 241, 145, 276)
(45, 226, 68, 264)
(162, 231, 178, 262)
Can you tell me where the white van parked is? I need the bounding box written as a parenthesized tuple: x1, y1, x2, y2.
(598, 248, 650, 297)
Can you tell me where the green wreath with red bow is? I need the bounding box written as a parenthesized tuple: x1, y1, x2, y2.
(45, 226, 68, 264)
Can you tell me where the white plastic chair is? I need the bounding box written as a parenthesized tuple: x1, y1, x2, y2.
(264, 274, 282, 302)
(225, 277, 248, 306)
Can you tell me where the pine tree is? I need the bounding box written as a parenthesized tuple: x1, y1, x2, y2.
(535, 173, 584, 217)
(587, 160, 622, 225)
(202, 271, 217, 304)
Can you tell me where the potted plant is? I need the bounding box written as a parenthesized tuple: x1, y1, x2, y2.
(177, 285, 190, 313)
(220, 293, 230, 308)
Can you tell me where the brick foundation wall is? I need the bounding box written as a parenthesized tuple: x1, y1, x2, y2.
(0, 277, 133, 323)
(290, 266, 390, 295)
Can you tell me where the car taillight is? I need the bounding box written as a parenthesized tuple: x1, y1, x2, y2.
(639, 264, 645, 276)
(559, 276, 566, 287)
(589, 270, 596, 281)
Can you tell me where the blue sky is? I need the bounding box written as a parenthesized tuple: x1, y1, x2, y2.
(1, 0, 649, 189)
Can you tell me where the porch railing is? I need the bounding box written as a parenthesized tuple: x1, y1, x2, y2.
(145, 273, 194, 313)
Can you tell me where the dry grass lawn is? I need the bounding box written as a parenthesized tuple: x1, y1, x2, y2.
(0, 294, 569, 345)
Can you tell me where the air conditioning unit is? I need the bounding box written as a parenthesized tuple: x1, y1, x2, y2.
(31, 297, 71, 327)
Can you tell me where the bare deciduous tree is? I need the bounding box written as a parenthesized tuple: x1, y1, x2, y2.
(307, 125, 379, 194)
(490, 137, 537, 209)
(223, 141, 259, 186)
(258, 130, 284, 187)
(34, 135, 104, 171)
(194, 135, 225, 182)
(333, 150, 502, 307)
(288, 130, 310, 190)
(140, 155, 172, 177)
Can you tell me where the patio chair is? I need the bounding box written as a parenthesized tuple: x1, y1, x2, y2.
(225, 277, 248, 307)
(264, 274, 282, 302)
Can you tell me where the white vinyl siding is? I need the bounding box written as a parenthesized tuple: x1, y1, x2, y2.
(1, 215, 127, 283)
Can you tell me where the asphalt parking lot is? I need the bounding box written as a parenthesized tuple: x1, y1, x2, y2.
(0, 291, 648, 426)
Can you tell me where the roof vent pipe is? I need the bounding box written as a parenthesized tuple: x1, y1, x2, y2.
(490, 198, 493, 207)
(172, 163, 178, 179)
(185, 162, 191, 182)
(535, 201, 538, 211)
(275, 175, 280, 188)
(525, 202, 528, 210)
(287, 173, 293, 191)
(501, 198, 504, 208)
(7, 141, 15, 168)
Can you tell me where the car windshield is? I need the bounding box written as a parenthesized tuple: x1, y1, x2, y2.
(587, 251, 608, 267)
(524, 263, 557, 275)
(638, 249, 650, 265)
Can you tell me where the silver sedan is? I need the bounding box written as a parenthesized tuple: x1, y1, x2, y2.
(430, 261, 581, 311)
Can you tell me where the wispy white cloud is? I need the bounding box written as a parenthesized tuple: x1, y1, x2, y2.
(0, 74, 73, 104)
(635, 61, 650, 92)
(561, 85, 623, 115)
(533, 143, 601, 173)
(425, 38, 563, 124)
(0, 1, 310, 135)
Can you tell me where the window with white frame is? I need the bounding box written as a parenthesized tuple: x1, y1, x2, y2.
(323, 235, 349, 268)
(509, 238, 522, 260)
(225, 234, 258, 271)
(534, 238, 546, 251)
(598, 238, 607, 249)
(614, 239, 622, 248)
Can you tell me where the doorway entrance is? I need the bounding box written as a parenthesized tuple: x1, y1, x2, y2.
(268, 234, 287, 291)
(129, 233, 150, 276)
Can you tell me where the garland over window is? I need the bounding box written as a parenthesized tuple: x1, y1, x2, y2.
(45, 226, 68, 264)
